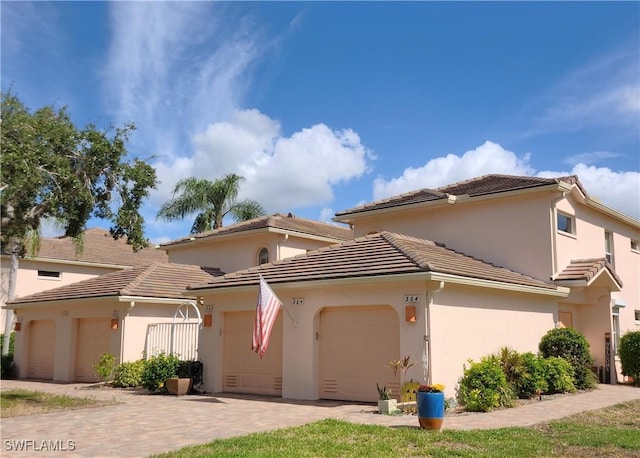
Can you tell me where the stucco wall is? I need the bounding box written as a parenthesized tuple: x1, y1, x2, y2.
(197, 278, 559, 401)
(348, 192, 554, 282)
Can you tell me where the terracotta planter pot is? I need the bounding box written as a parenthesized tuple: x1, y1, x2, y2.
(416, 391, 444, 430)
(165, 377, 192, 396)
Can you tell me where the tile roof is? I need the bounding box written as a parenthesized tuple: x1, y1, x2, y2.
(187, 232, 556, 292)
(555, 258, 623, 287)
(160, 213, 353, 248)
(335, 174, 578, 217)
(24, 228, 168, 266)
(8, 263, 223, 305)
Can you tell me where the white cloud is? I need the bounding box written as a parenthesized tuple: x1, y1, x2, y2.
(373, 141, 534, 200)
(319, 208, 335, 223)
(151, 109, 373, 215)
(564, 151, 621, 166)
(528, 45, 640, 136)
(104, 2, 263, 156)
(373, 141, 639, 220)
(539, 165, 640, 220)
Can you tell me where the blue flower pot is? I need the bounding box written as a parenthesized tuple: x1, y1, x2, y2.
(416, 391, 445, 430)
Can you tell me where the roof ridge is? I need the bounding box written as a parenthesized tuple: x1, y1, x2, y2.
(379, 232, 434, 270)
(120, 263, 159, 295)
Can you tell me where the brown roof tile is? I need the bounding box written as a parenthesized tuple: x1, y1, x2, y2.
(335, 174, 578, 217)
(160, 213, 353, 248)
(29, 228, 168, 266)
(8, 263, 223, 305)
(187, 232, 556, 291)
(555, 258, 623, 287)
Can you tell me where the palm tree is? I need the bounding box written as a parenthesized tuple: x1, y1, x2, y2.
(156, 174, 265, 234)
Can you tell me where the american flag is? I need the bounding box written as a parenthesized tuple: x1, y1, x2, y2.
(252, 276, 282, 358)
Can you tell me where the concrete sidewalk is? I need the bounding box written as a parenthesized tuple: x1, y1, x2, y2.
(0, 380, 638, 457)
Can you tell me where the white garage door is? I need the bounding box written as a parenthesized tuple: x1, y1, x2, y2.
(27, 320, 56, 380)
(75, 318, 111, 382)
(320, 306, 400, 402)
(223, 311, 283, 396)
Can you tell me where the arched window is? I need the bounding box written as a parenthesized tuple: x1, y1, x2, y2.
(258, 248, 269, 265)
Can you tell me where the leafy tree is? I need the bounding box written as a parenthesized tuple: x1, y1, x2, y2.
(156, 174, 265, 233)
(0, 92, 157, 352)
(618, 331, 640, 386)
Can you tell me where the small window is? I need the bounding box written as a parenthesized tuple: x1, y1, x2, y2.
(557, 212, 574, 234)
(635, 310, 640, 322)
(257, 248, 269, 265)
(38, 270, 61, 279)
(605, 230, 614, 266)
(631, 240, 639, 252)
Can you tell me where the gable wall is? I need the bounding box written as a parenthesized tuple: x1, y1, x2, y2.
(164, 233, 337, 273)
(349, 192, 554, 281)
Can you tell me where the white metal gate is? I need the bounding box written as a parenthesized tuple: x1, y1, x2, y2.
(145, 322, 200, 360)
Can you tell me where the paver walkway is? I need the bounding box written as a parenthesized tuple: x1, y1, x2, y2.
(0, 380, 638, 457)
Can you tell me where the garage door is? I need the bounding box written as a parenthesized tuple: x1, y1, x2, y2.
(223, 311, 283, 396)
(320, 306, 400, 402)
(27, 320, 56, 380)
(75, 318, 111, 382)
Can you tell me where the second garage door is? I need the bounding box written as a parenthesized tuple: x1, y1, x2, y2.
(223, 311, 283, 396)
(75, 318, 111, 382)
(319, 306, 400, 402)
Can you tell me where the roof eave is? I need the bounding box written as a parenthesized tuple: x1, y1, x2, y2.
(187, 271, 567, 298)
(334, 183, 564, 223)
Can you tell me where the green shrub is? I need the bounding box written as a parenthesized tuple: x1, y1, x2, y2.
(0, 333, 16, 379)
(539, 327, 597, 390)
(141, 353, 180, 391)
(0, 332, 16, 354)
(457, 356, 515, 412)
(543, 356, 576, 394)
(618, 331, 640, 386)
(94, 353, 117, 381)
(497, 346, 525, 387)
(113, 360, 146, 388)
(514, 352, 548, 399)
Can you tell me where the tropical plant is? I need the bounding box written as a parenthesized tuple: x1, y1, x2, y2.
(513, 352, 548, 399)
(156, 174, 265, 234)
(417, 384, 445, 393)
(376, 383, 392, 400)
(542, 356, 576, 394)
(539, 327, 597, 390)
(457, 356, 515, 412)
(94, 353, 117, 382)
(113, 360, 146, 388)
(1, 92, 157, 353)
(618, 331, 640, 386)
(141, 353, 181, 392)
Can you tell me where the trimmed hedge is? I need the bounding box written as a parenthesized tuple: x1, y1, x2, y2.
(539, 327, 597, 390)
(619, 331, 640, 386)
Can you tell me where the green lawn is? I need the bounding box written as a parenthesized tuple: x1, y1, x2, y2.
(155, 399, 640, 457)
(0, 389, 116, 417)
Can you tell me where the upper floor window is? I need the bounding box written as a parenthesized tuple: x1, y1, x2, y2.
(557, 212, 575, 235)
(257, 248, 269, 265)
(631, 240, 639, 252)
(605, 230, 614, 266)
(38, 270, 61, 279)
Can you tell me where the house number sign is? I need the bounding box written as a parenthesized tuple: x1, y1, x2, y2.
(404, 295, 420, 303)
(292, 298, 304, 305)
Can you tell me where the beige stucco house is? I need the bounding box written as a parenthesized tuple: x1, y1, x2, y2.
(4, 215, 352, 382)
(186, 175, 638, 402)
(1, 228, 168, 336)
(6, 263, 222, 381)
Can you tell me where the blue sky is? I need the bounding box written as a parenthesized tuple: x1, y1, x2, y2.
(3, 1, 639, 244)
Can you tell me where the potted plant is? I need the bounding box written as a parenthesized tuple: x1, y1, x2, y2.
(376, 383, 398, 414)
(416, 384, 445, 430)
(165, 360, 192, 396)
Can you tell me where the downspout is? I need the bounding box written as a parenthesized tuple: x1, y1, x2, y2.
(550, 191, 568, 279)
(119, 301, 135, 363)
(423, 281, 444, 385)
